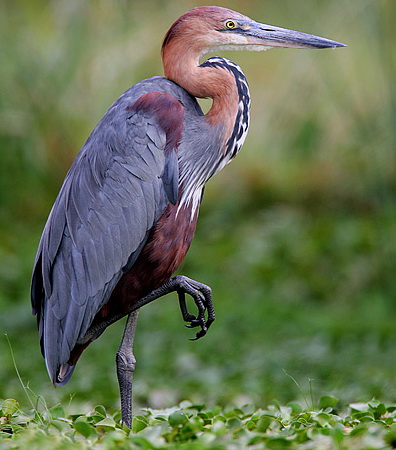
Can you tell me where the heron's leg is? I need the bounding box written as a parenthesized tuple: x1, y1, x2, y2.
(116, 309, 139, 429)
(132, 275, 215, 340)
(79, 275, 215, 344)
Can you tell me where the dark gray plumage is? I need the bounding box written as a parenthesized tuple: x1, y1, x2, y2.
(31, 77, 206, 383)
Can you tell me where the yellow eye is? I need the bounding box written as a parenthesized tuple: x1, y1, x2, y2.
(225, 20, 237, 30)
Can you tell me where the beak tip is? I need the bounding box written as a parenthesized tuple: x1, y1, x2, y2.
(316, 40, 347, 49)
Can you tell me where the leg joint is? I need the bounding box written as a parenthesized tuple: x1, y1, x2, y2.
(116, 350, 136, 374)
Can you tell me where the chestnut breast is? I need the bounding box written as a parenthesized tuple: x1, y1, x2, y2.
(101, 201, 198, 318)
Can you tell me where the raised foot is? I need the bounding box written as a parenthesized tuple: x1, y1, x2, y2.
(173, 275, 215, 340)
(78, 275, 216, 348)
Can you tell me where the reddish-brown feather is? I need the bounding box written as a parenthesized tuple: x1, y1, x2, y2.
(127, 92, 184, 156)
(106, 202, 198, 317)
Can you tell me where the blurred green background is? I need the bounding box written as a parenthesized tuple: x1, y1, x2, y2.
(0, 0, 395, 413)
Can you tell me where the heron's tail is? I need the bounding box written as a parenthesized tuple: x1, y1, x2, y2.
(55, 363, 76, 386)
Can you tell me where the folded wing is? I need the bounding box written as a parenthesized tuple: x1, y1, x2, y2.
(31, 90, 183, 384)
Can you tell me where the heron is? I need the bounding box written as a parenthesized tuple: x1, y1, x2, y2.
(31, 6, 345, 427)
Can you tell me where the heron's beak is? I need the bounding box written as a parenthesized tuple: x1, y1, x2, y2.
(245, 21, 346, 49)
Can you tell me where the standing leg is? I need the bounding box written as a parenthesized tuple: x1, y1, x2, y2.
(116, 309, 139, 428)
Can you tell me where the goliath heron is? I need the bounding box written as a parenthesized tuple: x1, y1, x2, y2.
(31, 6, 345, 427)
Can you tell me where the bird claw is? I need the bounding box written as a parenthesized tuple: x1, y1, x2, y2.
(185, 308, 213, 340)
(175, 276, 215, 340)
(189, 326, 207, 341)
(184, 318, 202, 329)
(184, 316, 198, 325)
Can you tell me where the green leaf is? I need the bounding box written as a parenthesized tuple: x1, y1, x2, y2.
(95, 417, 117, 432)
(94, 405, 107, 417)
(248, 435, 265, 445)
(256, 416, 272, 432)
(349, 423, 368, 437)
(208, 406, 222, 416)
(267, 436, 292, 448)
(384, 424, 396, 448)
(213, 415, 226, 423)
(73, 419, 95, 438)
(319, 395, 338, 409)
(102, 429, 127, 444)
(48, 418, 70, 432)
(331, 424, 345, 444)
(1, 398, 19, 417)
(316, 412, 332, 426)
(227, 417, 242, 430)
(246, 420, 256, 430)
(188, 403, 205, 412)
(132, 415, 148, 433)
(287, 401, 303, 414)
(130, 436, 157, 449)
(168, 410, 188, 427)
(242, 404, 256, 416)
(350, 402, 370, 412)
(48, 404, 65, 420)
(368, 400, 386, 416)
(69, 413, 84, 421)
(211, 419, 227, 434)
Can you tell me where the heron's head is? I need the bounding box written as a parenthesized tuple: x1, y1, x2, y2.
(162, 6, 345, 60)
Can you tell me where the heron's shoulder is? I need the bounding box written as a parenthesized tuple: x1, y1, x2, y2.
(114, 77, 202, 116)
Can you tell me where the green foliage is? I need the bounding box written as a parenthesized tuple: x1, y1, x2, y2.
(2, 398, 396, 448)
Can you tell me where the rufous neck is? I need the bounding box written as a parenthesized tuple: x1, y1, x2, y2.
(162, 42, 239, 135)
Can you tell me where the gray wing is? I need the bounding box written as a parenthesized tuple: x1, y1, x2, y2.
(31, 88, 180, 383)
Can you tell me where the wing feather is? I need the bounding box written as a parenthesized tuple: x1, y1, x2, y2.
(31, 86, 183, 383)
